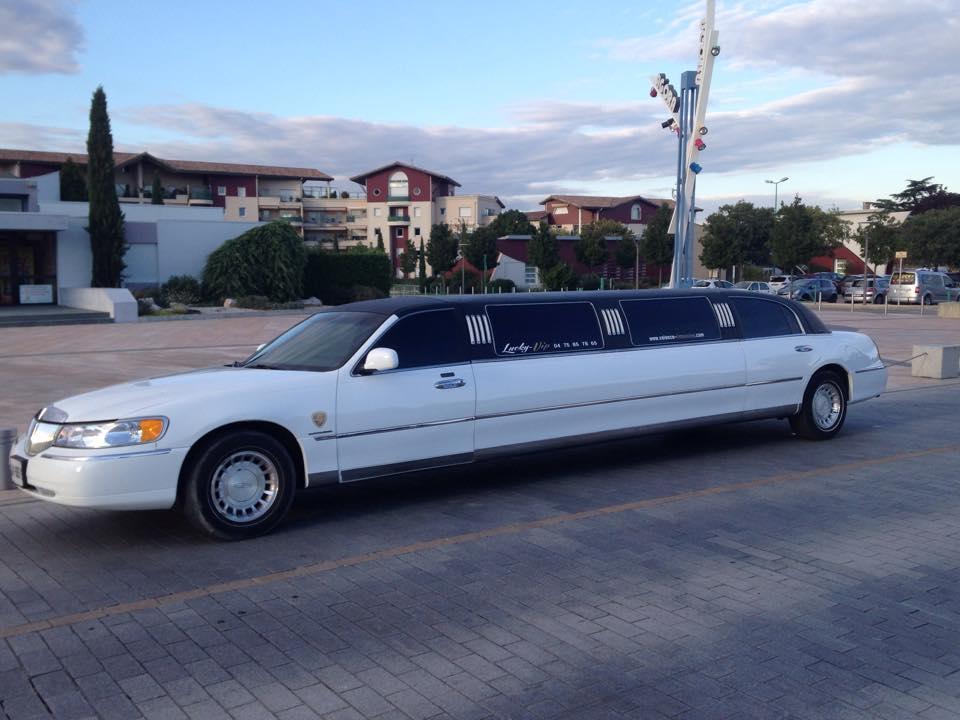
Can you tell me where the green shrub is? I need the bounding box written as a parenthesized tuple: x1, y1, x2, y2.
(487, 279, 516, 293)
(159, 275, 202, 306)
(579, 274, 601, 290)
(449, 270, 482, 294)
(235, 295, 272, 309)
(136, 298, 154, 316)
(303, 250, 392, 304)
(203, 221, 306, 302)
(540, 263, 577, 291)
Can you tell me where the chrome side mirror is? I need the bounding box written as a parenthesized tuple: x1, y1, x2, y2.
(363, 347, 399, 373)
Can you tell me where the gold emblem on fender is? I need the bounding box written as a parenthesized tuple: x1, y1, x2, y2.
(311, 412, 327, 428)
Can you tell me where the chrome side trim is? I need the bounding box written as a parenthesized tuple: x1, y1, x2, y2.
(337, 416, 475, 440)
(40, 448, 173, 462)
(341, 452, 473, 483)
(475, 382, 744, 421)
(744, 376, 803, 387)
(855, 365, 885, 374)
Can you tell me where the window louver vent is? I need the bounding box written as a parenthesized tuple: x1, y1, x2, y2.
(712, 302, 735, 329)
(466, 314, 493, 345)
(600, 308, 626, 336)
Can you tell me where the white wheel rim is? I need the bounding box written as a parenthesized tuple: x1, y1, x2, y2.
(210, 450, 279, 523)
(812, 382, 843, 431)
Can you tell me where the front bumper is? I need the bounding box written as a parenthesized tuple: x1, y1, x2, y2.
(10, 436, 187, 510)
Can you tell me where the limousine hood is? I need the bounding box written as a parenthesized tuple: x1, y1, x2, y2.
(46, 367, 332, 422)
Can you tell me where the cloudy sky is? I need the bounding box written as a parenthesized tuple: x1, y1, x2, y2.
(1, 0, 957, 214)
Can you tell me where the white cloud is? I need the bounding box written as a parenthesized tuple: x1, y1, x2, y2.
(0, 0, 84, 74)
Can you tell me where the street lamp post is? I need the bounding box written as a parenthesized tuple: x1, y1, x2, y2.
(765, 176, 788, 212)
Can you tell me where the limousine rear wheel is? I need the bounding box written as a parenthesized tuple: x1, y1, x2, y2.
(790, 371, 847, 440)
(183, 431, 296, 540)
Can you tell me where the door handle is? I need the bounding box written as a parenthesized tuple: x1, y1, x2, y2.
(434, 378, 465, 389)
(794, 345, 813, 352)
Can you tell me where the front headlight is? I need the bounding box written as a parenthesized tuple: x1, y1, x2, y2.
(53, 417, 168, 449)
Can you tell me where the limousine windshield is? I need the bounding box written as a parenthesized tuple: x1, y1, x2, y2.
(243, 311, 383, 371)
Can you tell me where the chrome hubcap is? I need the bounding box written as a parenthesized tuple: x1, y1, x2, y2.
(812, 382, 843, 431)
(210, 450, 279, 523)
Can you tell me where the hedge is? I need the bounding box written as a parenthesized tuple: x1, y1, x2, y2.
(202, 221, 305, 301)
(304, 250, 392, 304)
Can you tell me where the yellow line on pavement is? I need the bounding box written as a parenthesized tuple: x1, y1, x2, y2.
(2, 442, 959, 640)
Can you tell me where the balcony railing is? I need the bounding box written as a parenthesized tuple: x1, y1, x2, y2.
(387, 195, 410, 202)
(303, 187, 366, 200)
(189, 186, 212, 201)
(387, 214, 410, 222)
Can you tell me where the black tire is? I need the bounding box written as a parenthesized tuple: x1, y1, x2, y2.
(828, 294, 838, 303)
(789, 370, 847, 440)
(182, 430, 297, 540)
(922, 294, 934, 306)
(874, 294, 884, 304)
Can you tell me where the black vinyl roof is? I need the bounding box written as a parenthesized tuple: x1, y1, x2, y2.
(330, 289, 828, 333)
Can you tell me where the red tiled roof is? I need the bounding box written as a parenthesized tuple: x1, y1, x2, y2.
(0, 148, 332, 180)
(350, 161, 461, 187)
(540, 194, 671, 210)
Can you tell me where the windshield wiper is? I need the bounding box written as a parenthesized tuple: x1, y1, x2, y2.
(245, 363, 283, 370)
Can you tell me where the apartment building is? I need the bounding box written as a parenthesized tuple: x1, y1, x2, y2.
(0, 149, 332, 224)
(527, 194, 671, 235)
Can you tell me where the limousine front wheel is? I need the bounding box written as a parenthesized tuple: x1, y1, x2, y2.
(183, 431, 296, 540)
(790, 371, 847, 440)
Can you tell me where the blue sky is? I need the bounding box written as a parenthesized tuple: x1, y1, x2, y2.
(1, 0, 957, 213)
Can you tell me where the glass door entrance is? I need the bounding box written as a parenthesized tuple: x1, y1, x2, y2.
(0, 232, 57, 305)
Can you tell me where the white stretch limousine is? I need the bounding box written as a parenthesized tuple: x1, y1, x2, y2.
(10, 291, 887, 539)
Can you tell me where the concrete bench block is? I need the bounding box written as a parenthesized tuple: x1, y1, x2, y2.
(912, 344, 960, 379)
(937, 303, 960, 318)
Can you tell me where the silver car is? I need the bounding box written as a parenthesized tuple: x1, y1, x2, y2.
(887, 270, 959, 305)
(734, 281, 774, 294)
(844, 277, 889, 304)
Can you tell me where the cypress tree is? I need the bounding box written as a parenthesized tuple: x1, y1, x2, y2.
(85, 86, 126, 287)
(59, 157, 87, 201)
(418, 238, 427, 288)
(150, 173, 164, 205)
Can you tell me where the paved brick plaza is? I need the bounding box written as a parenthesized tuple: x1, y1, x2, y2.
(2, 308, 960, 719)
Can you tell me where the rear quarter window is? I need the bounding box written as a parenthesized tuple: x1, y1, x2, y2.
(730, 297, 801, 338)
(619, 297, 720, 347)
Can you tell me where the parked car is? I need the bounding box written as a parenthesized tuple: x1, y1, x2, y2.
(778, 278, 839, 302)
(692, 279, 734, 288)
(805, 272, 844, 294)
(768, 275, 798, 292)
(844, 277, 889, 304)
(887, 269, 959, 304)
(734, 281, 774, 294)
(9, 291, 887, 539)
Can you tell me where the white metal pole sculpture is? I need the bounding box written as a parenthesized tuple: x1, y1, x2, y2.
(649, 0, 720, 288)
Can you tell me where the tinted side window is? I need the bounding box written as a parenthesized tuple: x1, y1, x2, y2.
(374, 309, 465, 368)
(486, 302, 603, 356)
(731, 298, 801, 338)
(620, 297, 720, 346)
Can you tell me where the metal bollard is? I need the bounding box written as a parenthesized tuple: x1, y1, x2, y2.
(1, 427, 17, 490)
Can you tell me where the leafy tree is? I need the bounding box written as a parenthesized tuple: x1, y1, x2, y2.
(463, 225, 498, 271)
(854, 212, 901, 271)
(642, 204, 674, 285)
(527, 221, 560, 273)
(400, 238, 417, 277)
(874, 177, 960, 215)
(59, 157, 87, 201)
(900, 208, 960, 268)
(150, 173, 164, 205)
(576, 219, 622, 272)
(417, 238, 427, 288)
(375, 228, 385, 252)
(614, 233, 639, 271)
(700, 201, 774, 275)
(485, 208, 534, 237)
(203, 221, 306, 301)
(426, 223, 458, 278)
(85, 86, 126, 287)
(769, 196, 843, 273)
